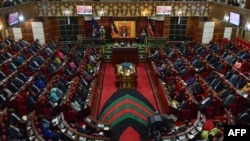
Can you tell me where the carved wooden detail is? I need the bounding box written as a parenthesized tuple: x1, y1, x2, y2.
(35, 1, 210, 17)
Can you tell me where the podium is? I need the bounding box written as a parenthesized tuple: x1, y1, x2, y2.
(115, 63, 137, 89)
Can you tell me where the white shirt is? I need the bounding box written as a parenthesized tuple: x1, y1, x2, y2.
(71, 101, 82, 112)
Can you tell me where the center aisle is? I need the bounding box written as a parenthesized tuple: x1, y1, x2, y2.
(99, 63, 158, 114)
(98, 63, 117, 114)
(98, 63, 158, 141)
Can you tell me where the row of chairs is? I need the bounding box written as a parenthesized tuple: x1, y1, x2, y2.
(0, 40, 95, 140)
(151, 40, 249, 124)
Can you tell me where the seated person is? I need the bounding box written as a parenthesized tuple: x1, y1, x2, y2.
(222, 92, 235, 108)
(233, 59, 243, 70)
(36, 72, 48, 85)
(236, 76, 247, 89)
(188, 80, 203, 96)
(176, 120, 190, 133)
(34, 55, 45, 65)
(120, 41, 125, 47)
(166, 77, 176, 93)
(7, 123, 27, 140)
(42, 125, 63, 140)
(241, 82, 250, 95)
(38, 114, 51, 130)
(0, 94, 8, 110)
(152, 46, 160, 61)
(34, 78, 46, 90)
(29, 84, 42, 96)
(71, 118, 92, 134)
(172, 89, 187, 110)
(198, 93, 213, 113)
(205, 72, 217, 85)
(235, 108, 250, 125)
(0, 70, 6, 81)
(71, 97, 82, 112)
(80, 76, 90, 89)
(49, 87, 64, 104)
(26, 93, 37, 112)
(46, 63, 57, 74)
(56, 77, 70, 92)
(218, 86, 231, 99)
(8, 108, 22, 126)
(69, 59, 77, 71)
(200, 122, 223, 140)
(17, 72, 28, 82)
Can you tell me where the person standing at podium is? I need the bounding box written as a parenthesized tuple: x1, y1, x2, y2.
(100, 26, 106, 44)
(140, 29, 147, 44)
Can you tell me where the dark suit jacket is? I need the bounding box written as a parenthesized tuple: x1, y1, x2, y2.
(9, 113, 21, 125)
(0, 71, 6, 81)
(199, 96, 213, 112)
(18, 72, 28, 82)
(7, 125, 24, 139)
(223, 94, 235, 107)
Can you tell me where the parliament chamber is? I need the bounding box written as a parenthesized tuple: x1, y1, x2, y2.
(1, 1, 250, 141)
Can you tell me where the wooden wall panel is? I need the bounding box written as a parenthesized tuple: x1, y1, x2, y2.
(187, 17, 200, 42)
(136, 17, 148, 38)
(78, 17, 85, 36)
(163, 17, 170, 38)
(154, 21, 164, 37)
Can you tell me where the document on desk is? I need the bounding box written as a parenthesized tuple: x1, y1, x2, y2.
(97, 123, 105, 128)
(79, 136, 87, 141)
(67, 130, 73, 136)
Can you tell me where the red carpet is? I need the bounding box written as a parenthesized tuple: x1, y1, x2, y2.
(99, 63, 158, 141)
(98, 63, 117, 114)
(99, 63, 158, 114)
(136, 63, 158, 110)
(119, 127, 141, 141)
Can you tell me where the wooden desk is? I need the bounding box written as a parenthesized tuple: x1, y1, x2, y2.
(161, 111, 206, 141)
(112, 47, 138, 66)
(115, 63, 137, 89)
(58, 113, 110, 141)
(113, 37, 137, 43)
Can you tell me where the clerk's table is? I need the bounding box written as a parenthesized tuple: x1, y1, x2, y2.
(116, 62, 137, 89)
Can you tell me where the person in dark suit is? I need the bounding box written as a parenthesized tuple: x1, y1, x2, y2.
(4, 36, 14, 45)
(8, 108, 22, 126)
(177, 120, 189, 133)
(11, 77, 24, 89)
(0, 94, 8, 110)
(17, 72, 28, 82)
(38, 114, 51, 130)
(228, 72, 240, 87)
(80, 76, 91, 89)
(71, 118, 92, 134)
(236, 77, 247, 89)
(174, 89, 186, 103)
(7, 123, 27, 140)
(0, 70, 6, 81)
(26, 93, 37, 112)
(198, 93, 213, 113)
(41, 122, 63, 141)
(213, 79, 225, 92)
(166, 77, 176, 93)
(236, 108, 250, 125)
(222, 93, 235, 108)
